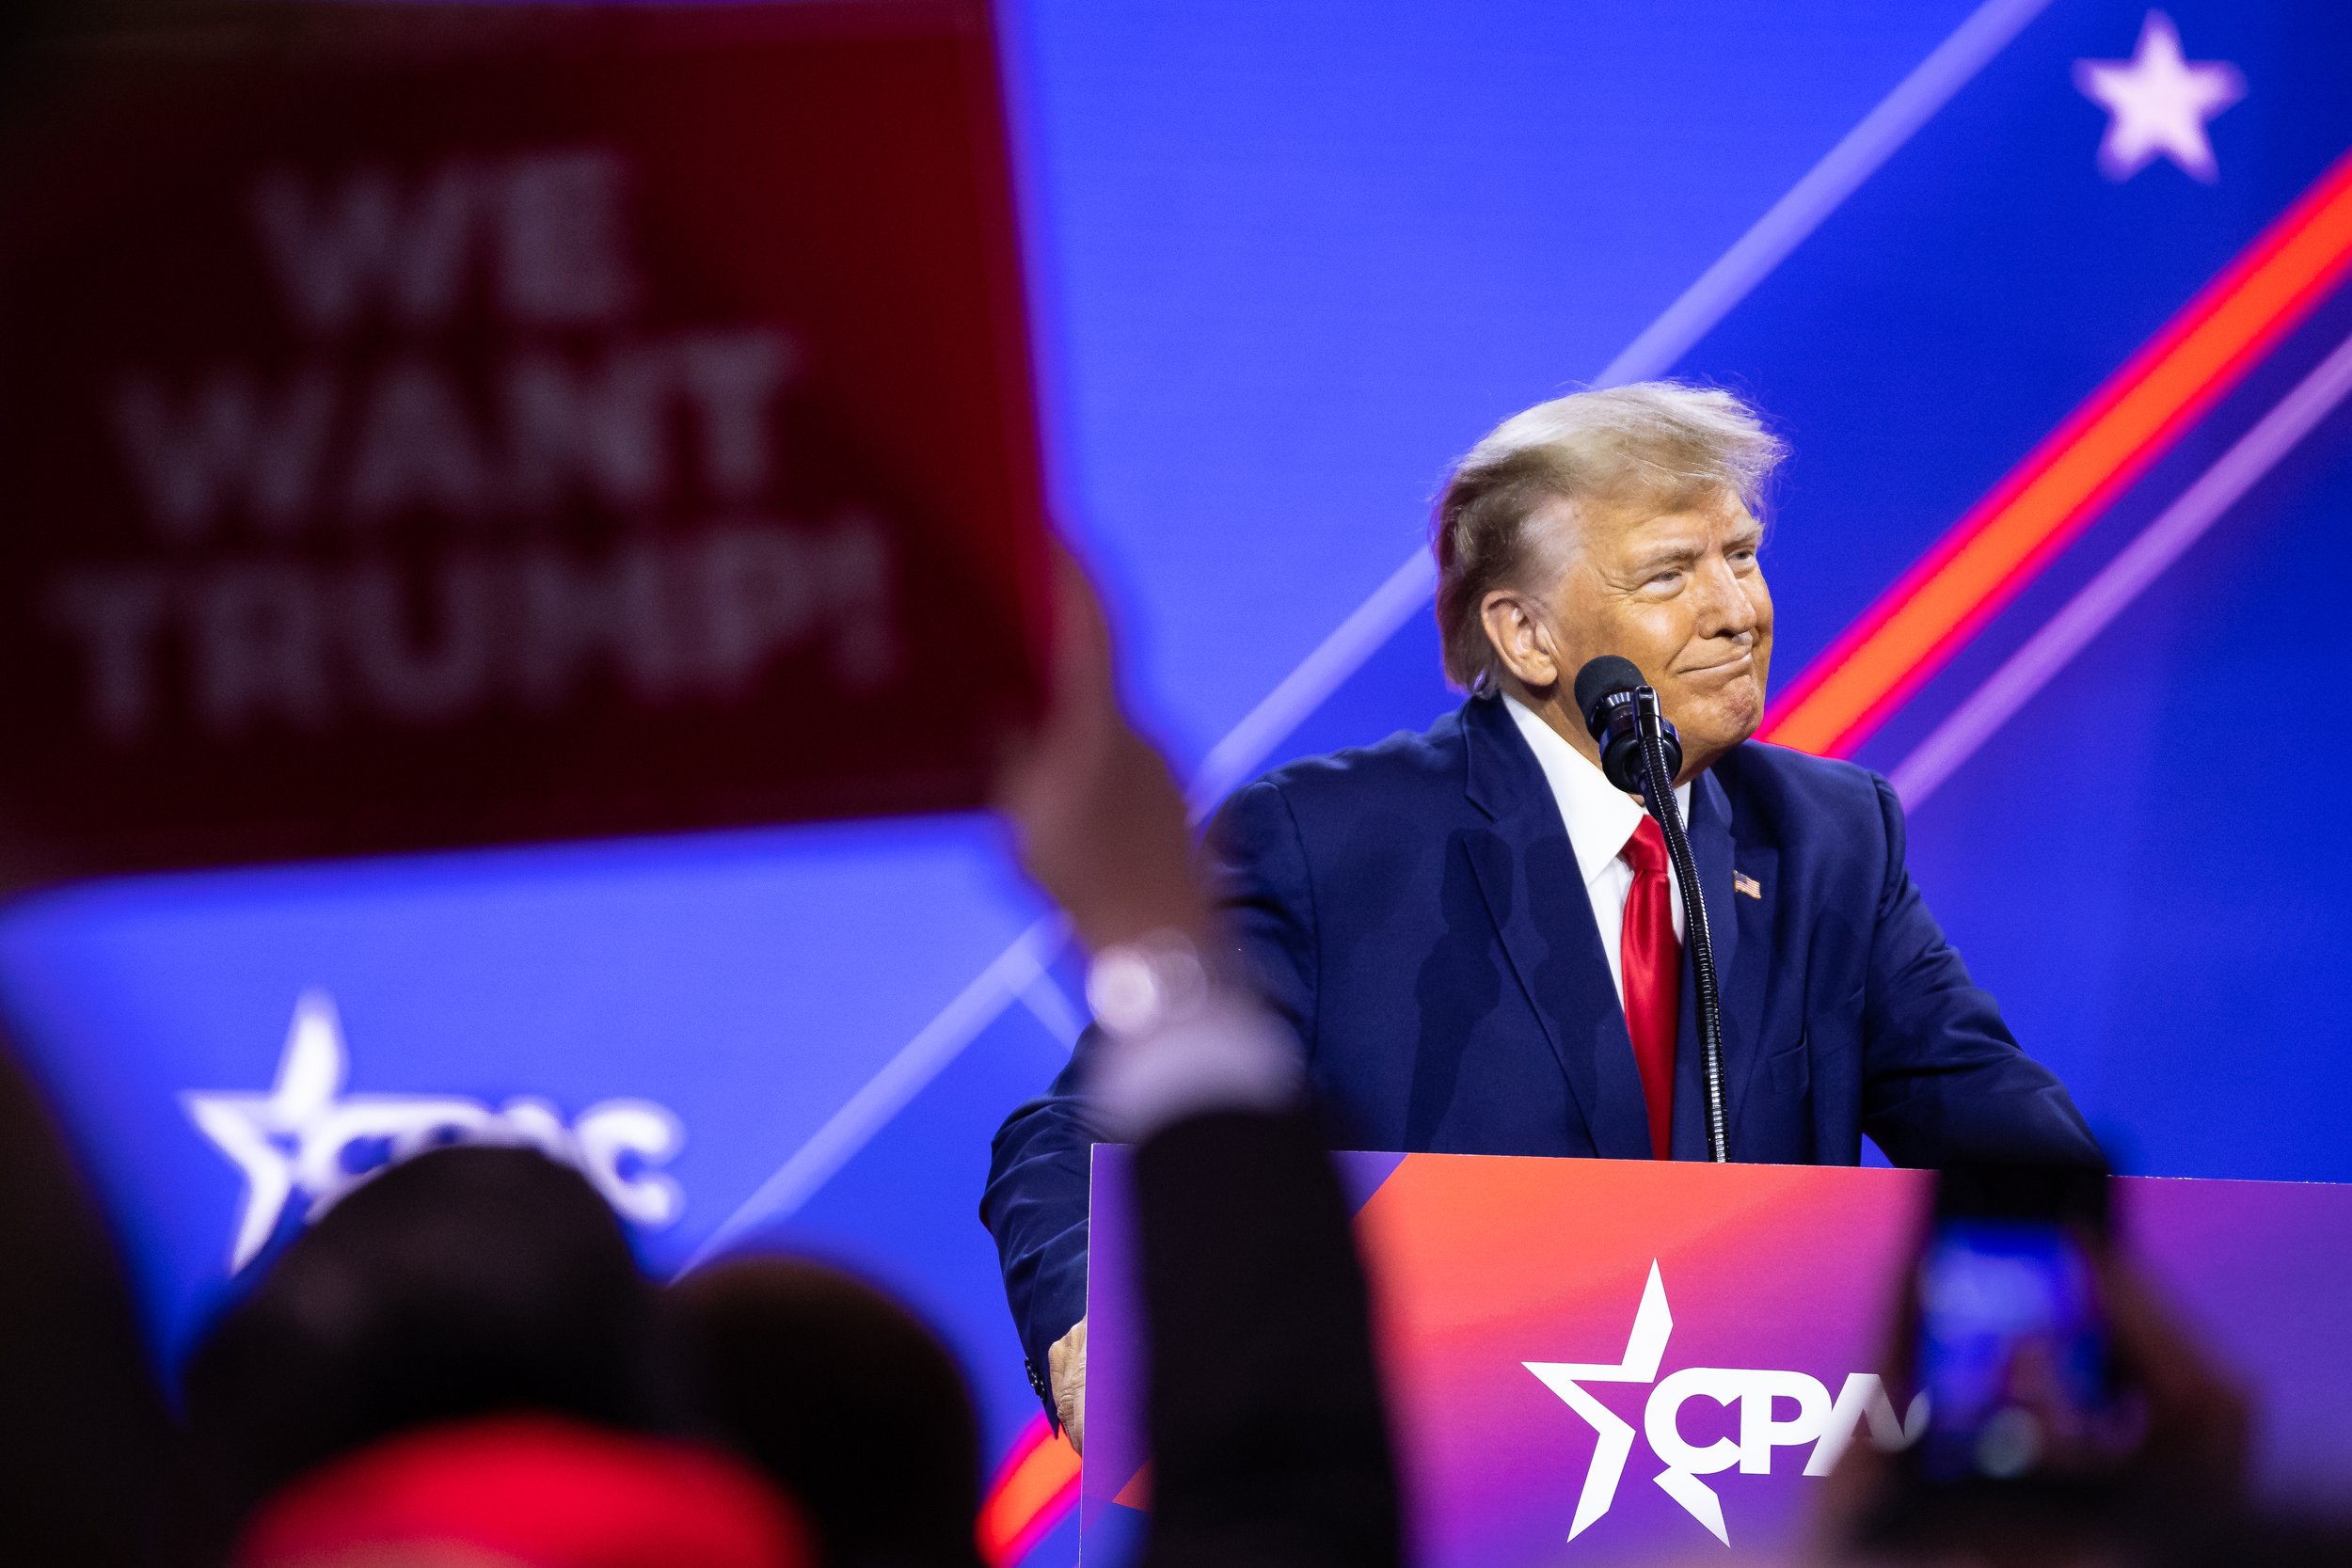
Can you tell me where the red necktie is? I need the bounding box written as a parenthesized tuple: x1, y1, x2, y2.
(1619, 816, 1679, 1160)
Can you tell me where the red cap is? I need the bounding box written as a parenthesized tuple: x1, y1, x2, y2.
(237, 1415, 813, 1568)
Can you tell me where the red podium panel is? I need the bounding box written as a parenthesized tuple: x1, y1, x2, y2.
(1084, 1154, 2352, 1568)
(0, 2, 1048, 880)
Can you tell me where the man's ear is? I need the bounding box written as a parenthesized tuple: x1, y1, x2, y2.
(1480, 589, 1560, 689)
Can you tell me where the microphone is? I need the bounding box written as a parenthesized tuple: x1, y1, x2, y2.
(1571, 657, 1728, 1164)
(1573, 656, 1681, 794)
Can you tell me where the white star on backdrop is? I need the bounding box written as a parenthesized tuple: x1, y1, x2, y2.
(2074, 11, 2246, 183)
(183, 991, 348, 1270)
(183, 990, 687, 1271)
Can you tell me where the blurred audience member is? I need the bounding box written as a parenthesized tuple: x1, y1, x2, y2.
(0, 1025, 171, 1567)
(164, 1145, 672, 1565)
(996, 554, 1405, 1568)
(671, 1258, 985, 1568)
(1818, 1208, 2270, 1568)
(234, 1413, 810, 1568)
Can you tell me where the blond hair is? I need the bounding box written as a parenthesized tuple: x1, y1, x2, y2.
(1430, 381, 1787, 691)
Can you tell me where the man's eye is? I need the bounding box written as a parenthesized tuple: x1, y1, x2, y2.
(1646, 571, 1683, 591)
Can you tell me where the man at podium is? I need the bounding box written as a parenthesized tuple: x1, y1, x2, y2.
(984, 382, 2100, 1448)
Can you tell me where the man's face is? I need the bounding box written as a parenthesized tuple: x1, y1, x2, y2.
(1519, 490, 1773, 775)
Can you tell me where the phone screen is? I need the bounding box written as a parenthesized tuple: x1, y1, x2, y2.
(1915, 1217, 2110, 1482)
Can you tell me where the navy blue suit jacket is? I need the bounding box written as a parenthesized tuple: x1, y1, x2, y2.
(982, 693, 2099, 1397)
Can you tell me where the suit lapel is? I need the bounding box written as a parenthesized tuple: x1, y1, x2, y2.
(1459, 697, 1653, 1160)
(1670, 767, 1773, 1158)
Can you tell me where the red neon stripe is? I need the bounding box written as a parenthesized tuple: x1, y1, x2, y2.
(976, 1415, 1079, 1566)
(1762, 144, 2352, 758)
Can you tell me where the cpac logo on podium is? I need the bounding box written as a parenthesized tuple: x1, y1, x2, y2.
(1525, 1262, 1926, 1546)
(184, 990, 686, 1270)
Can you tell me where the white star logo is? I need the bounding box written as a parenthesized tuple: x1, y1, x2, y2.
(1523, 1262, 1930, 1548)
(183, 990, 687, 1271)
(1525, 1261, 1677, 1542)
(2074, 11, 2246, 183)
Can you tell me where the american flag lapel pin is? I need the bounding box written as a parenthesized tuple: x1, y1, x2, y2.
(1733, 871, 1762, 899)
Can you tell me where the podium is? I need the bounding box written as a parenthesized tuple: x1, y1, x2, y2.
(1082, 1153, 2352, 1567)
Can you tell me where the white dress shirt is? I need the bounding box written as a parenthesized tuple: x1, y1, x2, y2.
(1503, 695, 1689, 1011)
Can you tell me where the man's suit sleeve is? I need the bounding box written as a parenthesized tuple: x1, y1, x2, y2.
(983, 1044, 1109, 1418)
(1204, 780, 1320, 1055)
(1858, 774, 2106, 1168)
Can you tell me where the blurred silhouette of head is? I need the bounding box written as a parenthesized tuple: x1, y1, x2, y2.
(171, 1145, 666, 1564)
(672, 1256, 985, 1568)
(0, 1022, 171, 1568)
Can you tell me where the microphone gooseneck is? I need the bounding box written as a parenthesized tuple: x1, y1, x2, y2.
(1634, 718, 1729, 1164)
(1572, 657, 1729, 1164)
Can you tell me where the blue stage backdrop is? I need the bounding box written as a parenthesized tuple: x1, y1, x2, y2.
(5, 3, 2350, 1561)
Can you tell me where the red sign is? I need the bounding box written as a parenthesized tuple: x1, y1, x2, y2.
(0, 2, 1049, 881)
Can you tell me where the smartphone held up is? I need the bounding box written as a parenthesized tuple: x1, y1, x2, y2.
(1911, 1164, 2147, 1491)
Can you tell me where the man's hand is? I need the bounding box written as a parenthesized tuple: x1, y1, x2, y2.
(994, 548, 1210, 956)
(1049, 1317, 1088, 1454)
(1813, 1241, 2251, 1563)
